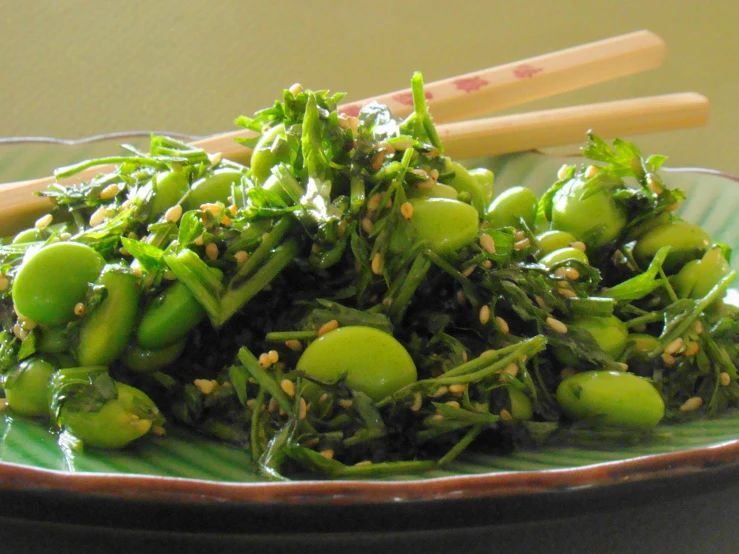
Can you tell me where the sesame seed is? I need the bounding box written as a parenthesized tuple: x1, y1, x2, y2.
(319, 393, 329, 403)
(34, 214, 53, 231)
(367, 193, 383, 212)
(354, 460, 372, 467)
(361, 217, 375, 234)
(371, 252, 384, 275)
(89, 206, 107, 227)
(503, 363, 518, 378)
(666, 203, 681, 212)
(429, 414, 445, 422)
(445, 401, 461, 409)
(480, 349, 496, 358)
(679, 397, 703, 412)
(431, 386, 448, 398)
(234, 250, 249, 264)
(410, 392, 423, 412)
(462, 351, 469, 363)
(448, 384, 467, 395)
(546, 317, 568, 334)
(246, 399, 256, 407)
(280, 379, 295, 397)
(480, 234, 496, 255)
(557, 164, 570, 180)
(370, 152, 385, 172)
(208, 152, 223, 167)
(73, 303, 85, 316)
(201, 203, 221, 217)
(564, 267, 580, 280)
(429, 168, 440, 181)
(258, 353, 272, 368)
(664, 338, 684, 356)
(319, 449, 334, 459)
(692, 320, 704, 335)
(400, 202, 414, 221)
(661, 353, 676, 366)
(495, 316, 510, 335)
(18, 317, 37, 331)
(221, 215, 233, 226)
(482, 260, 493, 269)
(59, 232, 72, 241)
(264, 351, 278, 365)
(0, 275, 8, 292)
(514, 230, 527, 241)
(285, 339, 303, 352)
(318, 319, 340, 336)
(535, 296, 548, 309)
(382, 297, 393, 307)
(500, 409, 513, 421)
(339, 399, 353, 409)
(288, 82, 303, 96)
(558, 288, 578, 298)
(131, 260, 143, 278)
(299, 398, 308, 420)
(164, 204, 183, 223)
(268, 397, 279, 412)
(560, 368, 576, 379)
(456, 290, 466, 305)
(461, 265, 475, 277)
(720, 372, 731, 386)
(683, 341, 700, 357)
(193, 235, 204, 246)
(569, 241, 586, 252)
(414, 179, 436, 190)
(584, 165, 599, 179)
(514, 238, 531, 251)
(647, 176, 664, 195)
(205, 243, 219, 260)
(617, 362, 629, 371)
(193, 379, 215, 395)
(479, 305, 491, 325)
(99, 184, 121, 200)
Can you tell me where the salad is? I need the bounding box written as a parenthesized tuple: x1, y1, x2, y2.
(0, 73, 737, 479)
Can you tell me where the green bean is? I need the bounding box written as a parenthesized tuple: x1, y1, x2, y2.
(136, 281, 205, 350)
(122, 339, 187, 373)
(4, 357, 57, 417)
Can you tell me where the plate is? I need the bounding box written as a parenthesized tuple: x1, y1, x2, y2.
(1, 139, 739, 538)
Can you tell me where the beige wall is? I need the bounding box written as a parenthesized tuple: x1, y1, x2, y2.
(1, 0, 737, 173)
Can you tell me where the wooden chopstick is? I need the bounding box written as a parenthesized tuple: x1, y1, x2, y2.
(440, 92, 710, 160)
(342, 29, 666, 123)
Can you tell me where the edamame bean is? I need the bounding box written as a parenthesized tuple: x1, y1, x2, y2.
(672, 246, 730, 299)
(551, 174, 627, 250)
(539, 247, 590, 268)
(443, 160, 489, 216)
(534, 230, 577, 259)
(4, 357, 57, 417)
(468, 168, 494, 206)
(136, 281, 206, 350)
(406, 197, 479, 254)
(77, 265, 141, 366)
(508, 387, 533, 420)
(184, 169, 243, 210)
(554, 315, 628, 367)
(250, 124, 286, 185)
(122, 338, 187, 373)
(59, 380, 163, 449)
(150, 169, 190, 219)
(485, 186, 538, 230)
(296, 326, 417, 402)
(12, 242, 105, 325)
(407, 182, 458, 200)
(12, 228, 43, 244)
(633, 219, 711, 273)
(556, 370, 665, 430)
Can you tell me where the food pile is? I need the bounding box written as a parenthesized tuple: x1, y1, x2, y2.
(0, 74, 736, 479)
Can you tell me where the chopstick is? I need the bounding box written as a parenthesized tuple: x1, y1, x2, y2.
(440, 92, 709, 160)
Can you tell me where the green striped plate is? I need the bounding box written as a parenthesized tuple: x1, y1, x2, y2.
(1, 138, 739, 523)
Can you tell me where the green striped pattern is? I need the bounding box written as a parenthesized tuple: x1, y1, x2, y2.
(1, 145, 739, 482)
